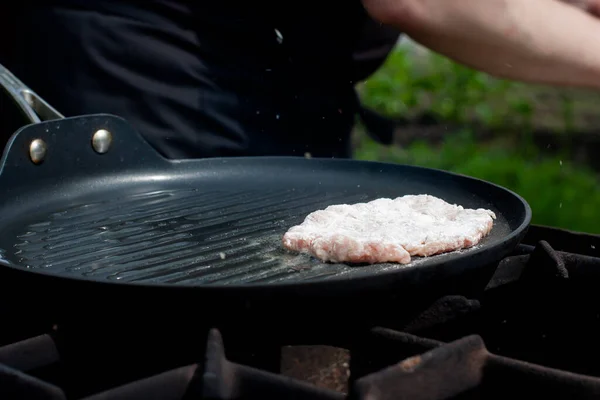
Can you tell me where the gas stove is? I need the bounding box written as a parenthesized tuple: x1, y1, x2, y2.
(0, 224, 598, 399)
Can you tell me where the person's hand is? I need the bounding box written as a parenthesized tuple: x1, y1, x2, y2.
(561, 0, 600, 17)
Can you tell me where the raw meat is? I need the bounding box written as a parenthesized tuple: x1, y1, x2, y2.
(282, 194, 496, 265)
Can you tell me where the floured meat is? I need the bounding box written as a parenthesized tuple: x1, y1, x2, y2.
(282, 194, 496, 265)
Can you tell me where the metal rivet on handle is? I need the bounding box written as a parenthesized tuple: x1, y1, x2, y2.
(92, 129, 113, 154)
(29, 139, 47, 164)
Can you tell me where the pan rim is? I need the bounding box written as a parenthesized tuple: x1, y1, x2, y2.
(0, 157, 532, 291)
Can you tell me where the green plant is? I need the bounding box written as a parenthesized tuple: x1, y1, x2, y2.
(360, 47, 536, 130)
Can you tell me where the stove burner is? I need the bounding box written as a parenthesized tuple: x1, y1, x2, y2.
(2, 326, 600, 399)
(0, 226, 598, 399)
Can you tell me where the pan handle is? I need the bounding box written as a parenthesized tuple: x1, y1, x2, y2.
(0, 63, 168, 187)
(0, 113, 170, 191)
(0, 62, 64, 124)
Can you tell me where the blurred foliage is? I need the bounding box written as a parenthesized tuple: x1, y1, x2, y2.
(359, 48, 531, 128)
(355, 45, 600, 234)
(357, 45, 600, 134)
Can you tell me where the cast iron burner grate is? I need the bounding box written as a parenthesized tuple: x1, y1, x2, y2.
(0, 225, 599, 399)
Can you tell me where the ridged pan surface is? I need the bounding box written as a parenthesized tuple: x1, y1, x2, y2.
(0, 116, 531, 288)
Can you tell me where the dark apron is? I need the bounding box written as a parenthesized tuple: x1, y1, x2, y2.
(0, 1, 399, 159)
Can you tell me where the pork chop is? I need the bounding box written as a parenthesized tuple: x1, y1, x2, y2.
(282, 194, 496, 264)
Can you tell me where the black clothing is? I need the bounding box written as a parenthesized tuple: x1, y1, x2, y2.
(0, 1, 399, 158)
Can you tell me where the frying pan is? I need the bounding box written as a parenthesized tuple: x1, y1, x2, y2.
(0, 63, 531, 313)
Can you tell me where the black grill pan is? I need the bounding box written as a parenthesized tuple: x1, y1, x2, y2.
(0, 63, 531, 304)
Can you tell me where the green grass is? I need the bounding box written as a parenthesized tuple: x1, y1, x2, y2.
(352, 45, 600, 234)
(354, 130, 600, 234)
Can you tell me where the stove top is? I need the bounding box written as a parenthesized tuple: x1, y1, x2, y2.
(0, 225, 599, 399)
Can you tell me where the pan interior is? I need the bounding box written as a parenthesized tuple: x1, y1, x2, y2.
(0, 159, 525, 287)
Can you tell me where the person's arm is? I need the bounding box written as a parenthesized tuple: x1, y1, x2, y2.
(563, 0, 600, 16)
(362, 0, 600, 89)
